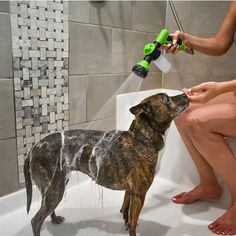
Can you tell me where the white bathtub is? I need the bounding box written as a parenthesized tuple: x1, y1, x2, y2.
(0, 89, 234, 236)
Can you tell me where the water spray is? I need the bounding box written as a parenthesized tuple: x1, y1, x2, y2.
(132, 28, 193, 79)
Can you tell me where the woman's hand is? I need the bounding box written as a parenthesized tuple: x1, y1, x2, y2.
(183, 82, 222, 103)
(162, 30, 186, 54)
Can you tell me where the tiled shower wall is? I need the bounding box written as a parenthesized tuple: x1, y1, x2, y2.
(0, 1, 233, 197)
(11, 0, 69, 187)
(0, 0, 69, 196)
(68, 1, 165, 131)
(0, 1, 18, 197)
(0, 0, 166, 197)
(164, 1, 233, 88)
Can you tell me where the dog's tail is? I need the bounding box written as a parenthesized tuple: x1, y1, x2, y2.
(24, 152, 32, 214)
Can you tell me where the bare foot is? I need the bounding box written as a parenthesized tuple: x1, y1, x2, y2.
(172, 184, 222, 204)
(209, 204, 236, 235)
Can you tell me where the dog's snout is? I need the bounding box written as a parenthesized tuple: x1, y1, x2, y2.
(179, 93, 189, 106)
(172, 93, 189, 105)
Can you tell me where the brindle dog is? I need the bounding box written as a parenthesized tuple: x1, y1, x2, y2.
(24, 92, 189, 236)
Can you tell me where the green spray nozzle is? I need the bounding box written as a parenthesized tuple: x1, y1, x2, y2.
(132, 28, 191, 79)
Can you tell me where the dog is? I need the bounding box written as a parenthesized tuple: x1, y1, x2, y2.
(24, 92, 189, 236)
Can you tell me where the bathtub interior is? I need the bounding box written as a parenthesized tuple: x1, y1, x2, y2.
(0, 89, 233, 236)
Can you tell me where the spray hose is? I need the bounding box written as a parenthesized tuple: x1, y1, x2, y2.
(132, 28, 194, 79)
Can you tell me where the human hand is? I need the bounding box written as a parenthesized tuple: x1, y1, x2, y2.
(162, 30, 186, 55)
(183, 82, 222, 103)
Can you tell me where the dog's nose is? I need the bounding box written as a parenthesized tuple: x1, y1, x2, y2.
(180, 93, 189, 106)
(171, 93, 189, 107)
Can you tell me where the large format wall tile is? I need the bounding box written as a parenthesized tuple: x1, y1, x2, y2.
(190, 1, 230, 35)
(0, 13, 12, 78)
(210, 46, 236, 77)
(69, 117, 116, 131)
(0, 79, 15, 140)
(166, 1, 191, 33)
(133, 1, 166, 33)
(111, 29, 149, 74)
(89, 1, 132, 30)
(69, 23, 112, 75)
(140, 72, 162, 91)
(0, 138, 18, 197)
(163, 72, 215, 90)
(87, 74, 133, 121)
(166, 52, 194, 75)
(69, 76, 87, 125)
(69, 1, 89, 23)
(0, 1, 10, 13)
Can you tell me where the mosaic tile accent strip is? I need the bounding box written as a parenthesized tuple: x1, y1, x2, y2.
(10, 0, 69, 186)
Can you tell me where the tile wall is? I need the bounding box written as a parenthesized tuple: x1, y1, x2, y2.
(0, 1, 18, 197)
(164, 1, 232, 89)
(68, 1, 165, 131)
(0, 1, 232, 196)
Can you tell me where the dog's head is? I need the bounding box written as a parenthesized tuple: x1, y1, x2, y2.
(130, 92, 189, 130)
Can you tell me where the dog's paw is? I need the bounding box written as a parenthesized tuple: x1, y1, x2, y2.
(51, 215, 65, 224)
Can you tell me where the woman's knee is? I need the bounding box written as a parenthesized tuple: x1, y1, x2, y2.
(175, 110, 208, 134)
(186, 112, 209, 136)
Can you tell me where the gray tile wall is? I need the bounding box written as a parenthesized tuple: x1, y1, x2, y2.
(0, 138, 18, 197)
(0, 1, 18, 197)
(69, 1, 164, 130)
(0, 13, 13, 78)
(163, 1, 232, 89)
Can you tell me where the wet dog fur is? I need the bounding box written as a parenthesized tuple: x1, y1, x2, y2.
(24, 92, 189, 236)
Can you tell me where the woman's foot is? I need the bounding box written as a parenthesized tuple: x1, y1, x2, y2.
(172, 184, 222, 204)
(209, 204, 236, 235)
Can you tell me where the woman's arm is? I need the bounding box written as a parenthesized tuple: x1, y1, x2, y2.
(185, 80, 236, 103)
(167, 1, 236, 56)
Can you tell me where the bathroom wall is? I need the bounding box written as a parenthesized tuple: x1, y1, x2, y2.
(0, 0, 231, 197)
(10, 0, 69, 189)
(0, 1, 18, 197)
(68, 1, 165, 131)
(164, 1, 232, 89)
(0, 0, 70, 197)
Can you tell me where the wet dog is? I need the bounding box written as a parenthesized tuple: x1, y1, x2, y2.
(24, 92, 189, 236)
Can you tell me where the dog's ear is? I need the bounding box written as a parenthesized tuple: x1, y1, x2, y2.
(130, 102, 152, 116)
(129, 103, 144, 115)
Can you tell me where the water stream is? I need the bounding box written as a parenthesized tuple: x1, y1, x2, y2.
(86, 73, 143, 130)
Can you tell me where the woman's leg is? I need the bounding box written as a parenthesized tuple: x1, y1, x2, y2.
(174, 92, 236, 234)
(174, 106, 222, 204)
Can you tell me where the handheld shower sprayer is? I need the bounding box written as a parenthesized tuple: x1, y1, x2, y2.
(132, 29, 192, 79)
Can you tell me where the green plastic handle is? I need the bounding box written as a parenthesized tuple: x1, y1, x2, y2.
(155, 28, 187, 51)
(155, 29, 169, 45)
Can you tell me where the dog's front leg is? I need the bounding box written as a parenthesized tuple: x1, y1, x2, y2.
(120, 190, 131, 226)
(127, 193, 146, 236)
